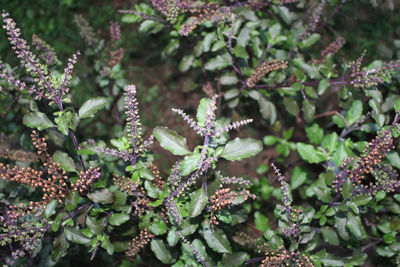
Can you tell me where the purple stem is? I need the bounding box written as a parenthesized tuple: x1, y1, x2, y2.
(61, 202, 92, 222)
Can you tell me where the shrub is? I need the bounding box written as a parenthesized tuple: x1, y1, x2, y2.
(1, 1, 400, 266)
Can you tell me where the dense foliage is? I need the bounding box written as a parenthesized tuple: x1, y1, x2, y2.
(1, 0, 400, 266)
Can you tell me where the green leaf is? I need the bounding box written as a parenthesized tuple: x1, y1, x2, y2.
(205, 53, 232, 71)
(254, 211, 270, 232)
(296, 143, 326, 163)
(263, 135, 277, 146)
(258, 96, 277, 124)
(321, 227, 340, 246)
(302, 99, 315, 123)
(353, 195, 372, 206)
(51, 234, 69, 262)
(221, 137, 263, 161)
(78, 97, 108, 118)
(387, 151, 400, 169)
(268, 23, 281, 42)
(291, 166, 307, 189)
(179, 55, 194, 72)
(346, 100, 363, 125)
(341, 178, 353, 199)
(196, 98, 212, 126)
(162, 38, 179, 55)
(321, 252, 344, 266)
(283, 97, 300, 116)
(150, 220, 168, 235)
(346, 212, 366, 240)
(177, 220, 198, 236)
(203, 226, 232, 253)
(233, 45, 249, 59)
(332, 114, 347, 128)
(321, 132, 338, 153)
(224, 89, 240, 100)
(221, 252, 249, 267)
(151, 239, 175, 264)
(376, 246, 395, 257)
(109, 213, 130, 226)
(55, 111, 75, 135)
(45, 199, 58, 218)
(153, 126, 190, 155)
(211, 40, 226, 52)
(203, 32, 217, 52)
(237, 27, 251, 46)
(53, 151, 76, 172)
(220, 73, 238, 85)
(334, 216, 349, 240)
(300, 33, 320, 48)
(189, 188, 208, 218)
(86, 216, 103, 235)
(318, 79, 330, 95)
(64, 227, 92, 245)
(88, 189, 114, 204)
(121, 14, 141, 23)
(167, 228, 179, 247)
(23, 111, 55, 130)
(100, 235, 114, 255)
(180, 153, 202, 176)
(305, 123, 323, 144)
(144, 180, 159, 198)
(333, 141, 349, 166)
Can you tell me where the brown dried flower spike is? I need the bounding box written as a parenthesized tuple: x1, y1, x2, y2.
(246, 59, 288, 88)
(0, 131, 100, 219)
(207, 188, 255, 225)
(126, 229, 154, 257)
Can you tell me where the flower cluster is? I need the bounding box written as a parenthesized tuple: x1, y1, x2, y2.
(113, 174, 139, 195)
(177, 232, 208, 267)
(178, 4, 232, 36)
(0, 217, 49, 264)
(259, 245, 314, 267)
(1, 11, 80, 102)
(166, 0, 181, 23)
(298, 0, 326, 42)
(71, 167, 101, 194)
(113, 174, 150, 216)
(95, 85, 153, 167)
(218, 171, 251, 186)
(314, 36, 345, 64)
(109, 21, 121, 43)
(164, 95, 255, 224)
(172, 95, 252, 138)
(73, 14, 98, 48)
(107, 21, 124, 68)
(333, 128, 399, 196)
(2, 11, 49, 99)
(356, 164, 400, 196)
(0, 131, 98, 219)
(0, 132, 70, 218)
(32, 34, 58, 66)
(206, 187, 255, 225)
(151, 0, 171, 16)
(271, 162, 301, 239)
(126, 229, 154, 257)
(148, 163, 165, 189)
(232, 230, 264, 250)
(349, 50, 400, 87)
(246, 59, 288, 88)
